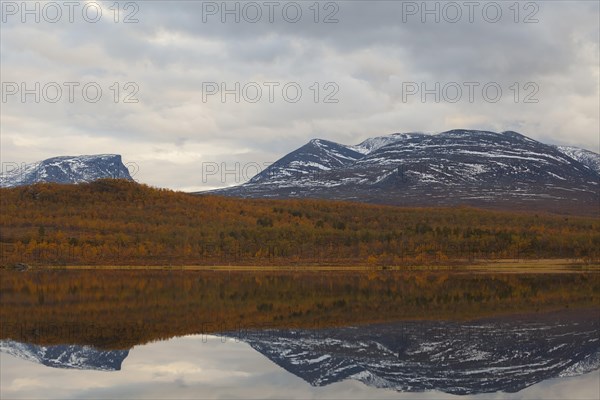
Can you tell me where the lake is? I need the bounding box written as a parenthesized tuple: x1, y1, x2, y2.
(1, 269, 598, 399)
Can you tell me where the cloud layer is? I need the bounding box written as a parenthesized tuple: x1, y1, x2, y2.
(1, 0, 598, 190)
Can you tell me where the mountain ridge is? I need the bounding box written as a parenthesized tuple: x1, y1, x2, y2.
(206, 130, 599, 214)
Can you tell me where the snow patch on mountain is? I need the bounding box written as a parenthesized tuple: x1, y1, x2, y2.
(555, 146, 600, 175)
(350, 132, 426, 154)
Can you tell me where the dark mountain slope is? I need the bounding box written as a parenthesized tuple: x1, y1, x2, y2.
(207, 130, 599, 214)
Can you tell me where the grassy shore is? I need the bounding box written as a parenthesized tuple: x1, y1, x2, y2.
(12, 258, 599, 273)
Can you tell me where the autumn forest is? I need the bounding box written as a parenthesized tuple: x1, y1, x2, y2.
(0, 179, 599, 267)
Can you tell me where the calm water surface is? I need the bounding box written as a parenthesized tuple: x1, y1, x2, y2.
(1, 309, 599, 399)
(1, 270, 598, 399)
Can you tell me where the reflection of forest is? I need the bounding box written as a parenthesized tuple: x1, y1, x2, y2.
(1, 270, 598, 349)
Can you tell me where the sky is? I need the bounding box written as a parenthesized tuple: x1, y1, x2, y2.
(1, 0, 599, 191)
(2, 335, 599, 399)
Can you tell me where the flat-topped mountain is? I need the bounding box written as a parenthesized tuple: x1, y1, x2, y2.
(0, 154, 132, 188)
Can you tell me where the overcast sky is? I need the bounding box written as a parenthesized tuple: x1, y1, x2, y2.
(1, 0, 598, 191)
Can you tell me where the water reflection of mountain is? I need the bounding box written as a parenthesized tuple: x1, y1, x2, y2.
(1, 309, 598, 394)
(0, 340, 129, 371)
(225, 309, 600, 395)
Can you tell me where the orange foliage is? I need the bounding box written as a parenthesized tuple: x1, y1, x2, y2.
(0, 179, 599, 266)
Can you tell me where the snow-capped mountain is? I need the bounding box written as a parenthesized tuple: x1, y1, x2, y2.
(0, 340, 129, 371)
(0, 154, 133, 188)
(207, 130, 599, 213)
(555, 146, 600, 175)
(248, 139, 363, 185)
(224, 309, 599, 395)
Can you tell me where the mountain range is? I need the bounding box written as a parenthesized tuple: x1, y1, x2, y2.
(208, 130, 599, 214)
(1, 130, 598, 214)
(0, 154, 132, 188)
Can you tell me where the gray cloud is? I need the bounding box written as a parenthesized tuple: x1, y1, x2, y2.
(1, 0, 598, 190)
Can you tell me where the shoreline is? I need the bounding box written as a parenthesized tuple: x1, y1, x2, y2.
(4, 258, 599, 273)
